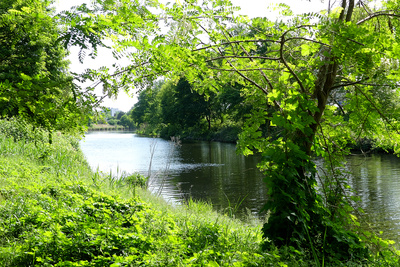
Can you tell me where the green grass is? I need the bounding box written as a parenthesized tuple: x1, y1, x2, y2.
(0, 125, 274, 266)
(0, 119, 399, 266)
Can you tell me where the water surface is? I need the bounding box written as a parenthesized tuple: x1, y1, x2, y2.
(80, 132, 400, 244)
(80, 132, 267, 215)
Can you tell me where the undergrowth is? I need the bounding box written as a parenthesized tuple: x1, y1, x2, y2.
(0, 118, 399, 266)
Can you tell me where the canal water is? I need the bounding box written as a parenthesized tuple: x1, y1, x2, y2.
(80, 131, 400, 244)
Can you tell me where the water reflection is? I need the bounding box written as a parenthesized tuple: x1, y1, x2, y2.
(346, 154, 400, 243)
(80, 132, 267, 217)
(166, 141, 267, 215)
(80, 132, 400, 244)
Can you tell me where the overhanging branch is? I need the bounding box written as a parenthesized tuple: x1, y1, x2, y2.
(193, 39, 278, 52)
(207, 66, 283, 72)
(330, 78, 369, 90)
(280, 35, 306, 94)
(357, 11, 400, 25)
(353, 84, 400, 135)
(285, 37, 331, 48)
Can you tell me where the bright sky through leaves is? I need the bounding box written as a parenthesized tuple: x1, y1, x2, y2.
(55, 0, 328, 112)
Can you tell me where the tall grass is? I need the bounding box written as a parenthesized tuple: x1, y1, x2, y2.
(1, 119, 398, 266)
(0, 121, 275, 266)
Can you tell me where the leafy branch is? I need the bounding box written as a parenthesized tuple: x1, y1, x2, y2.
(357, 10, 400, 25)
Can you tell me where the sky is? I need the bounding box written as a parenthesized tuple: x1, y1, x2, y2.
(55, 0, 329, 112)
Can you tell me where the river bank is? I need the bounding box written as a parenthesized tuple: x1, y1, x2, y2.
(81, 131, 400, 245)
(80, 131, 268, 219)
(0, 122, 269, 266)
(0, 120, 399, 266)
(88, 124, 127, 131)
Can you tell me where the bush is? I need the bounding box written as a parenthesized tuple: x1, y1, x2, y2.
(108, 119, 117, 126)
(0, 117, 46, 142)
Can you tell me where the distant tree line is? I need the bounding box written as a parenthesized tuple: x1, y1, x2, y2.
(129, 78, 257, 141)
(89, 108, 135, 130)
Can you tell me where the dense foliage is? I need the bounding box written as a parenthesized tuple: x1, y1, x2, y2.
(3, 0, 400, 264)
(0, 119, 274, 266)
(130, 78, 248, 141)
(57, 0, 400, 262)
(89, 108, 135, 130)
(2, 118, 400, 266)
(0, 0, 100, 136)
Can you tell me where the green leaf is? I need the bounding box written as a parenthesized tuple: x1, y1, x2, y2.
(20, 73, 32, 81)
(300, 44, 311, 56)
(206, 261, 220, 267)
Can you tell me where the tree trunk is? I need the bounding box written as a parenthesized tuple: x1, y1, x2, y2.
(263, 2, 358, 253)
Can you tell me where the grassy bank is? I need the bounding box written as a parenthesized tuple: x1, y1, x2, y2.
(0, 119, 399, 266)
(0, 120, 270, 266)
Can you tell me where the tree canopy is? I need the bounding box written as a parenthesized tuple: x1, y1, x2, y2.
(0, 0, 98, 137)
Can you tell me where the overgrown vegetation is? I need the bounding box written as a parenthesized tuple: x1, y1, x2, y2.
(0, 119, 267, 266)
(2, 123, 399, 262)
(3, 0, 400, 264)
(71, 0, 400, 262)
(0, 119, 399, 266)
